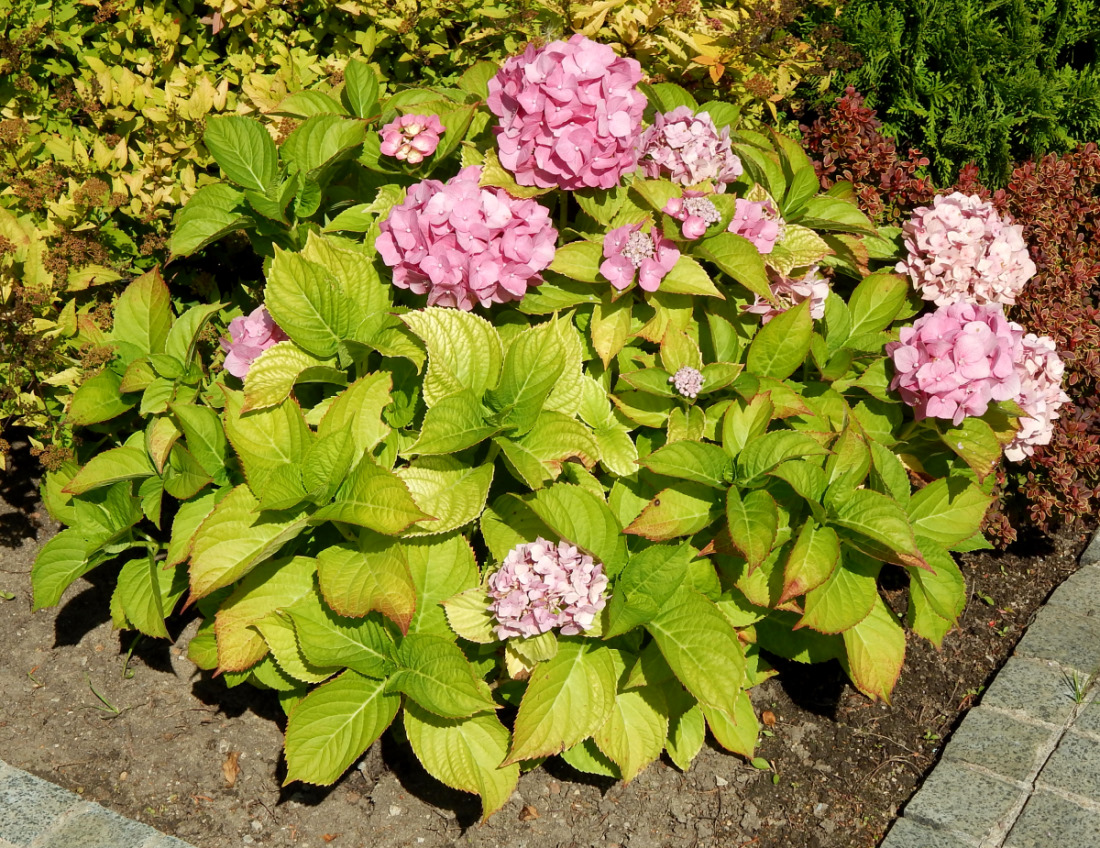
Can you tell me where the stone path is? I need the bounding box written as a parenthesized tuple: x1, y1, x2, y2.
(881, 529, 1100, 848)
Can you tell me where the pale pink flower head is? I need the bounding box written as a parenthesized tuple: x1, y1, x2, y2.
(600, 222, 680, 292)
(670, 366, 704, 398)
(487, 537, 609, 639)
(728, 198, 783, 254)
(638, 106, 743, 190)
(898, 192, 1036, 306)
(220, 305, 288, 379)
(1004, 333, 1071, 462)
(663, 192, 721, 240)
(375, 166, 558, 310)
(744, 266, 830, 325)
(886, 301, 1023, 426)
(379, 113, 445, 164)
(486, 35, 646, 190)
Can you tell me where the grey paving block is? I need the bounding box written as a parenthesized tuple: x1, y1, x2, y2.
(1071, 698, 1100, 738)
(1045, 564, 1100, 619)
(1081, 528, 1100, 567)
(1004, 789, 1100, 848)
(1013, 605, 1100, 675)
(942, 707, 1056, 782)
(28, 804, 159, 848)
(980, 658, 1079, 725)
(879, 816, 978, 848)
(0, 764, 83, 847)
(1036, 731, 1100, 801)
(902, 761, 1023, 839)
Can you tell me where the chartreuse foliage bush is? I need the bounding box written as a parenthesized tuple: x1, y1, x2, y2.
(32, 42, 1021, 816)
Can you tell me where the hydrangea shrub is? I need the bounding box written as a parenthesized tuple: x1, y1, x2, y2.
(31, 40, 1062, 817)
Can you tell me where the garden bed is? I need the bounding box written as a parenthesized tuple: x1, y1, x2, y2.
(1, 433, 1091, 848)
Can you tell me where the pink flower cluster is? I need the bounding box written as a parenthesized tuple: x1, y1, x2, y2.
(486, 34, 646, 190)
(600, 223, 680, 292)
(1004, 334, 1071, 461)
(728, 198, 783, 254)
(886, 301, 1022, 426)
(670, 366, 704, 398)
(638, 106, 743, 189)
(744, 267, 830, 325)
(220, 306, 287, 379)
(487, 538, 609, 639)
(663, 192, 721, 239)
(898, 192, 1036, 306)
(376, 166, 557, 310)
(379, 114, 445, 164)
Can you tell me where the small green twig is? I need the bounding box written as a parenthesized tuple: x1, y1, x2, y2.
(86, 675, 122, 716)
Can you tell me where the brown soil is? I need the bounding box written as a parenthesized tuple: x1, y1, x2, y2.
(0, 431, 1093, 848)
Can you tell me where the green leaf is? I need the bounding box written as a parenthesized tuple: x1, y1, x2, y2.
(640, 81, 697, 112)
(695, 232, 772, 301)
(605, 544, 691, 638)
(389, 633, 497, 718)
(253, 611, 338, 683)
(780, 521, 840, 603)
(722, 394, 774, 457)
(68, 369, 134, 427)
(300, 233, 392, 342)
(868, 441, 911, 505)
(841, 595, 906, 702)
(746, 299, 813, 380)
(797, 550, 880, 634)
(64, 446, 154, 495)
(317, 537, 416, 631)
(317, 372, 392, 463)
(166, 489, 221, 566)
(528, 484, 628, 577)
(827, 488, 925, 569)
(847, 273, 908, 337)
(403, 308, 503, 405)
(642, 441, 733, 488)
(171, 403, 229, 485)
(486, 319, 567, 434)
(222, 388, 311, 492)
(273, 91, 348, 118)
(623, 482, 722, 542)
(594, 685, 668, 782)
(907, 478, 993, 548)
(397, 456, 493, 535)
(664, 687, 705, 771)
(506, 640, 617, 764)
(737, 430, 831, 484)
(495, 412, 599, 489)
(941, 419, 1001, 482)
(404, 534, 479, 637)
(443, 588, 497, 643)
(163, 444, 213, 500)
(908, 536, 965, 646)
(242, 342, 336, 412)
(265, 249, 358, 359)
(590, 292, 633, 367)
(547, 239, 603, 283)
(797, 196, 876, 235)
(112, 269, 172, 360)
(203, 116, 279, 192)
(314, 459, 432, 534)
(281, 115, 366, 175)
(660, 256, 724, 298)
(283, 671, 400, 785)
(405, 705, 519, 821)
(115, 555, 186, 639)
(703, 693, 759, 758)
(560, 739, 620, 778)
(288, 591, 396, 679)
(165, 302, 222, 366)
(31, 530, 101, 610)
(341, 60, 380, 117)
(726, 488, 779, 569)
(410, 390, 499, 455)
(169, 183, 251, 258)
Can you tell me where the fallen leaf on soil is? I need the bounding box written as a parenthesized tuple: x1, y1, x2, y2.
(762, 710, 777, 727)
(222, 751, 241, 787)
(519, 805, 539, 821)
(321, 835, 339, 843)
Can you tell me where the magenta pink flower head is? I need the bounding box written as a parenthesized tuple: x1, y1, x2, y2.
(899, 192, 1036, 307)
(728, 198, 783, 254)
(379, 113, 445, 164)
(487, 538, 609, 639)
(638, 106, 743, 190)
(486, 35, 646, 190)
(600, 222, 680, 292)
(376, 166, 558, 310)
(1004, 333, 1070, 462)
(744, 267, 829, 325)
(886, 301, 1023, 426)
(220, 305, 287, 379)
(663, 192, 721, 239)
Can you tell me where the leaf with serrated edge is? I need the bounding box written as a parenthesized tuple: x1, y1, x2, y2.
(726, 488, 778, 569)
(625, 483, 722, 542)
(317, 538, 416, 632)
(796, 549, 879, 634)
(593, 685, 669, 782)
(286, 590, 396, 679)
(702, 692, 759, 757)
(443, 588, 497, 644)
(253, 612, 338, 683)
(780, 522, 840, 603)
(389, 633, 497, 718)
(314, 458, 431, 534)
(643, 441, 732, 488)
(907, 478, 993, 548)
(64, 446, 154, 495)
(529, 484, 628, 577)
(664, 686, 705, 771)
(841, 594, 905, 702)
(402, 308, 503, 406)
(396, 457, 493, 535)
(242, 341, 334, 412)
(405, 534, 479, 638)
(222, 388, 311, 493)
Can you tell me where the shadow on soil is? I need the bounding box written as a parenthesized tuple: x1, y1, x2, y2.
(0, 430, 43, 549)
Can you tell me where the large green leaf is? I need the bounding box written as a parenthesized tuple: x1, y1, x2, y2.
(114, 555, 187, 640)
(605, 543, 692, 638)
(397, 456, 493, 535)
(496, 412, 599, 488)
(31, 530, 103, 610)
(389, 633, 497, 718)
(222, 388, 311, 493)
(908, 536, 966, 647)
(846, 273, 908, 337)
(736, 430, 831, 484)
(404, 534, 479, 637)
(702, 692, 759, 758)
(265, 248, 360, 359)
(169, 183, 252, 258)
(316, 537, 416, 631)
(203, 115, 279, 192)
(486, 318, 567, 434)
(341, 60, 380, 117)
(64, 446, 154, 496)
(625, 483, 723, 542)
(300, 233, 392, 343)
(725, 488, 779, 570)
(665, 687, 705, 771)
(67, 369, 134, 427)
(313, 459, 432, 534)
(409, 390, 498, 455)
(112, 269, 172, 361)
(529, 484, 629, 576)
(827, 488, 925, 569)
(281, 115, 367, 175)
(402, 308, 503, 405)
(780, 521, 840, 603)
(171, 404, 229, 486)
(907, 478, 993, 547)
(242, 341, 337, 412)
(797, 549, 880, 634)
(642, 441, 732, 488)
(841, 595, 906, 702)
(746, 299, 813, 380)
(593, 685, 669, 782)
(694, 232, 772, 300)
(286, 590, 396, 678)
(547, 239, 602, 282)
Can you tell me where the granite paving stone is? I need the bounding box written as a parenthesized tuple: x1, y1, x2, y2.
(27, 804, 160, 848)
(1082, 531, 1100, 567)
(901, 761, 1022, 839)
(941, 707, 1056, 783)
(979, 657, 1080, 725)
(1035, 730, 1100, 799)
(1013, 605, 1100, 675)
(0, 763, 84, 847)
(879, 816, 978, 848)
(1003, 789, 1100, 848)
(1045, 563, 1100, 618)
(1068, 697, 1100, 738)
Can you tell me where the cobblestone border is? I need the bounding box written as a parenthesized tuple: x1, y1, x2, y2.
(0, 759, 195, 848)
(880, 526, 1100, 848)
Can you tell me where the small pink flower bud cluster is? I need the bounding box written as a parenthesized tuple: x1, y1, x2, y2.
(1004, 333, 1071, 462)
(670, 366, 704, 398)
(663, 192, 721, 239)
(886, 301, 1023, 426)
(376, 166, 558, 310)
(728, 198, 783, 254)
(487, 538, 609, 639)
(898, 192, 1036, 306)
(744, 267, 830, 325)
(379, 114, 445, 164)
(638, 106, 743, 190)
(220, 306, 288, 379)
(487, 34, 646, 190)
(600, 222, 680, 292)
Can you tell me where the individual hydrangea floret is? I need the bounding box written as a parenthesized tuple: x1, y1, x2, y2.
(600, 222, 680, 292)
(886, 301, 1023, 426)
(728, 198, 783, 254)
(670, 366, 704, 398)
(898, 191, 1036, 306)
(1004, 333, 1071, 462)
(486, 34, 646, 190)
(220, 305, 287, 379)
(664, 192, 721, 239)
(638, 106, 743, 190)
(376, 166, 558, 310)
(379, 114, 446, 164)
(487, 538, 609, 639)
(744, 267, 830, 325)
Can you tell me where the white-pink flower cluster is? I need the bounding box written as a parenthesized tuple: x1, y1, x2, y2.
(376, 166, 557, 310)
(638, 106, 743, 190)
(728, 198, 783, 254)
(886, 301, 1023, 426)
(220, 306, 287, 379)
(663, 192, 721, 239)
(743, 267, 830, 325)
(487, 538, 609, 640)
(1004, 333, 1071, 461)
(898, 192, 1036, 307)
(486, 34, 646, 190)
(379, 114, 445, 164)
